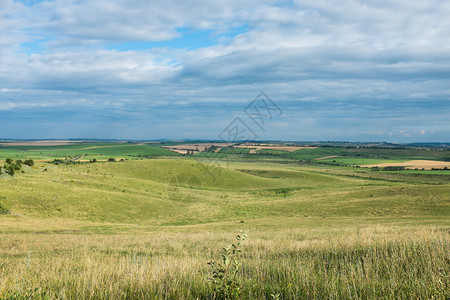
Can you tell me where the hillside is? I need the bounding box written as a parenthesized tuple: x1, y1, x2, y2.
(1, 158, 448, 231)
(0, 148, 449, 299)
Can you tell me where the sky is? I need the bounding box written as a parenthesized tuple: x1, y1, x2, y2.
(0, 0, 449, 142)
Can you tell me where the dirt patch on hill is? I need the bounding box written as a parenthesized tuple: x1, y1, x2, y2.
(315, 155, 340, 160)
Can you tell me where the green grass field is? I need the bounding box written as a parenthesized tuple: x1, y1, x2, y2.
(0, 142, 178, 161)
(255, 146, 450, 166)
(0, 143, 449, 299)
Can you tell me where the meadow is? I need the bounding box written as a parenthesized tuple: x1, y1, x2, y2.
(0, 142, 177, 161)
(0, 142, 449, 299)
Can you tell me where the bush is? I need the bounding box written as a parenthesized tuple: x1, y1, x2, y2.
(12, 161, 22, 171)
(5, 158, 13, 164)
(4, 164, 15, 176)
(0, 202, 10, 214)
(24, 159, 34, 166)
(208, 232, 246, 300)
(383, 166, 405, 171)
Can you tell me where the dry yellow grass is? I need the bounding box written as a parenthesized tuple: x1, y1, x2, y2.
(0, 226, 448, 299)
(362, 159, 450, 170)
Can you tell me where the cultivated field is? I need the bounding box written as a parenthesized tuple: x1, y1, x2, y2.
(0, 142, 449, 299)
(162, 143, 232, 154)
(362, 159, 450, 170)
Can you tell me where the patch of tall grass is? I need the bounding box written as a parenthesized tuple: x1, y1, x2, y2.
(0, 226, 447, 299)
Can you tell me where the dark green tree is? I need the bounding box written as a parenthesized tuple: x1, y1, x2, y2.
(24, 159, 34, 166)
(5, 164, 15, 176)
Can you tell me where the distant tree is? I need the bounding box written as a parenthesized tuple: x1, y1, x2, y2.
(52, 159, 64, 165)
(5, 164, 15, 176)
(383, 166, 405, 171)
(13, 161, 22, 170)
(92, 159, 97, 163)
(108, 158, 116, 162)
(24, 159, 34, 166)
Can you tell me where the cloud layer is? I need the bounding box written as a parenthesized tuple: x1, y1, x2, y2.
(0, 0, 449, 141)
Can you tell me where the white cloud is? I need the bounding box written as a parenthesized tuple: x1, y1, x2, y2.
(0, 0, 30, 55)
(1, 0, 449, 140)
(32, 0, 270, 46)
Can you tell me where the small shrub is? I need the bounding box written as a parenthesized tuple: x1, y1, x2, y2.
(24, 159, 34, 166)
(0, 202, 10, 215)
(52, 159, 64, 165)
(4, 164, 15, 176)
(383, 166, 405, 171)
(208, 232, 246, 300)
(12, 161, 22, 171)
(5, 158, 13, 164)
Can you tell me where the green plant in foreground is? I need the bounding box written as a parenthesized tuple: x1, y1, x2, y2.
(0, 201, 9, 214)
(208, 231, 247, 300)
(1, 288, 45, 300)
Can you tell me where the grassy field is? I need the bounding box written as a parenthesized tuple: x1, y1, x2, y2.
(0, 143, 449, 299)
(254, 146, 450, 167)
(0, 142, 178, 161)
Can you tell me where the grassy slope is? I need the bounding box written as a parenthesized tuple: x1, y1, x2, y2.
(0, 158, 448, 231)
(0, 151, 449, 299)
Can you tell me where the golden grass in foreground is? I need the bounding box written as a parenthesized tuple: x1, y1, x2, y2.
(362, 160, 450, 170)
(0, 226, 448, 299)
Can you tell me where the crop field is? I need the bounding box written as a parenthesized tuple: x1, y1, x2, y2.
(0, 142, 449, 299)
(0, 142, 178, 161)
(362, 160, 450, 170)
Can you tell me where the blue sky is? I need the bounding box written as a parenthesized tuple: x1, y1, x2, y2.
(0, 0, 449, 142)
